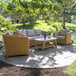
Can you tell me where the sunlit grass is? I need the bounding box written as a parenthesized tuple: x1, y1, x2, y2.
(65, 34, 76, 76)
(73, 34, 76, 51)
(66, 23, 76, 32)
(65, 61, 76, 76)
(14, 20, 62, 31)
(13, 20, 76, 32)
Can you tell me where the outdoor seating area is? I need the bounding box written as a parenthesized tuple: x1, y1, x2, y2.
(0, 44, 76, 68)
(2, 29, 73, 57)
(0, 0, 76, 75)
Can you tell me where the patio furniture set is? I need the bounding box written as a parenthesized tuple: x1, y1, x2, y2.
(3, 29, 72, 57)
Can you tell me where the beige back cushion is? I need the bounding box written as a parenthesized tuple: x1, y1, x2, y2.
(34, 29, 42, 36)
(26, 30, 35, 37)
(21, 30, 27, 36)
(15, 30, 27, 36)
(3, 31, 12, 36)
(59, 29, 70, 36)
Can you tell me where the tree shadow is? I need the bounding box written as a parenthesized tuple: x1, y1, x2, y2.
(0, 41, 3, 49)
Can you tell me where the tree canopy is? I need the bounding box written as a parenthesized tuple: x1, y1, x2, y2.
(0, 14, 12, 32)
(1, 0, 76, 27)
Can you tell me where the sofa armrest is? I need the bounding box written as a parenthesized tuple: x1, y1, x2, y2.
(65, 32, 72, 41)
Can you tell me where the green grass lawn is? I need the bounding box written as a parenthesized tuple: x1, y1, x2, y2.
(15, 20, 62, 31)
(12, 20, 76, 32)
(66, 23, 76, 32)
(65, 34, 76, 76)
(66, 60, 76, 76)
(1, 20, 76, 35)
(73, 34, 76, 51)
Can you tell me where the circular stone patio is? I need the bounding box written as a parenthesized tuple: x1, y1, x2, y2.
(0, 44, 76, 68)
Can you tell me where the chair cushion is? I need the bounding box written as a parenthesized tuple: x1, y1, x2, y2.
(4, 31, 12, 36)
(28, 36, 43, 40)
(26, 30, 35, 37)
(59, 29, 70, 36)
(57, 36, 65, 39)
(54, 31, 59, 37)
(21, 30, 27, 36)
(34, 29, 42, 36)
(14, 30, 27, 36)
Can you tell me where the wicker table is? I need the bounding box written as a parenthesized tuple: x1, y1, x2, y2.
(34, 37, 57, 50)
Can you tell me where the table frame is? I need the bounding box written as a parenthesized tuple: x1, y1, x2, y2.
(34, 37, 57, 50)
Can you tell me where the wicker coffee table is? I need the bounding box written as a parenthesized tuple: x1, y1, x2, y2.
(34, 37, 57, 50)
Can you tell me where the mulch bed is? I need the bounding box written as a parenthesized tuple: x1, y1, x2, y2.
(0, 60, 69, 76)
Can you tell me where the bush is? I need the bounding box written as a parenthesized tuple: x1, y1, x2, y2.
(0, 14, 12, 35)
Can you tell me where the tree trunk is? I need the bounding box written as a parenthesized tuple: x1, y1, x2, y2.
(63, 8, 66, 29)
(22, 18, 25, 26)
(68, 16, 71, 23)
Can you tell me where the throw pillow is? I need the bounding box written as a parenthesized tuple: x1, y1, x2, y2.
(4, 31, 12, 35)
(13, 31, 24, 36)
(59, 29, 66, 36)
(34, 29, 42, 36)
(26, 30, 35, 37)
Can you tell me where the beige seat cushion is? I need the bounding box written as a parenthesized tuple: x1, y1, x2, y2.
(28, 35, 43, 40)
(57, 36, 65, 39)
(26, 30, 35, 37)
(34, 29, 42, 36)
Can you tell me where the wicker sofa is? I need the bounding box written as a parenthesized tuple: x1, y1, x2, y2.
(14, 29, 43, 46)
(53, 29, 72, 45)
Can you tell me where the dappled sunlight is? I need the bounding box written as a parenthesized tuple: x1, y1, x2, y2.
(57, 46, 62, 49)
(0, 44, 76, 68)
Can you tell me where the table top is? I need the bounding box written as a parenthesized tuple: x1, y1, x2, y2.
(35, 37, 57, 41)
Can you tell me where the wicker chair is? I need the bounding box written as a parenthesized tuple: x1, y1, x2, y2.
(53, 29, 72, 45)
(3, 35, 29, 57)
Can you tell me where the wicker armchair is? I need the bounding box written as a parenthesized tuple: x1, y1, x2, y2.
(3, 35, 29, 57)
(53, 29, 72, 45)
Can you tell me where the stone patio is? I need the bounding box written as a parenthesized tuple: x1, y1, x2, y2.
(0, 44, 76, 68)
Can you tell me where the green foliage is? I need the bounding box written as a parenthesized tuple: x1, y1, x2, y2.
(73, 34, 76, 44)
(0, 0, 8, 10)
(73, 34, 76, 51)
(1, 0, 76, 26)
(0, 14, 13, 34)
(7, 2, 16, 10)
(18, 0, 75, 25)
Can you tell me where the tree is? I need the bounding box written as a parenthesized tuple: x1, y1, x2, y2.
(2, 0, 75, 28)
(19, 0, 76, 27)
(60, 0, 76, 29)
(5, 0, 40, 25)
(19, 0, 62, 24)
